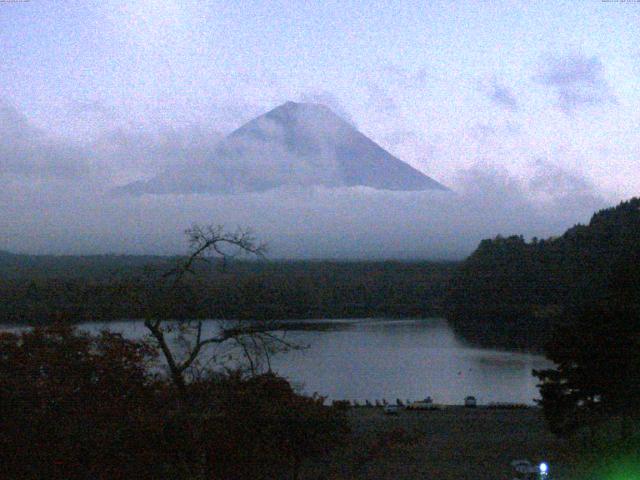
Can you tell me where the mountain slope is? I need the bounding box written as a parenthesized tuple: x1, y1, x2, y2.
(119, 102, 447, 194)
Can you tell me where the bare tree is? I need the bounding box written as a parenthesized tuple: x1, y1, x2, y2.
(143, 225, 296, 397)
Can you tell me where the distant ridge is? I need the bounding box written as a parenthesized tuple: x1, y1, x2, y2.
(118, 101, 448, 194)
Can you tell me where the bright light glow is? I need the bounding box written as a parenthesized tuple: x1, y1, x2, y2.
(539, 462, 548, 474)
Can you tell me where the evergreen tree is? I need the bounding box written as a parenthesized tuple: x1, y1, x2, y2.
(534, 301, 640, 438)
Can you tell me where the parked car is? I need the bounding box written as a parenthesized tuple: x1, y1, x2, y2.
(510, 459, 549, 479)
(383, 404, 400, 415)
(408, 397, 437, 410)
(464, 396, 477, 408)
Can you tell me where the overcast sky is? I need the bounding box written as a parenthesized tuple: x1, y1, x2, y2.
(0, 1, 638, 257)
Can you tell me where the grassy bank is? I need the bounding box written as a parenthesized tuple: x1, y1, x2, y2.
(303, 407, 578, 480)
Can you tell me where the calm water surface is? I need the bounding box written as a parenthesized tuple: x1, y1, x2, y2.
(7, 318, 551, 405)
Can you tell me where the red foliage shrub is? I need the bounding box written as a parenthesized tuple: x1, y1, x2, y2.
(0, 325, 349, 480)
(0, 324, 180, 479)
(192, 372, 350, 479)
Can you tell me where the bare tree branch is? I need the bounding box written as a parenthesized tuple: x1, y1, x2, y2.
(142, 224, 297, 399)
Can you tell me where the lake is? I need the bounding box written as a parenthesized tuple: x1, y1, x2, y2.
(22, 317, 549, 405)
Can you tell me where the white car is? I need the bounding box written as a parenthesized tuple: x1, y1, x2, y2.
(383, 404, 400, 415)
(408, 399, 437, 410)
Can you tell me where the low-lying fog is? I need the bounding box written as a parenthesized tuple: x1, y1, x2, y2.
(3, 174, 606, 259)
(1, 98, 609, 259)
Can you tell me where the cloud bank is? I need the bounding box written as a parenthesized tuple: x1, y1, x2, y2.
(1, 98, 609, 259)
(536, 54, 616, 114)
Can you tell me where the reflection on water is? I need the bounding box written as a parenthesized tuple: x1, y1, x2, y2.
(3, 318, 551, 405)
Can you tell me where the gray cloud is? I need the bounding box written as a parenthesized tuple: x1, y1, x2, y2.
(488, 81, 518, 111)
(470, 121, 520, 142)
(0, 97, 226, 186)
(367, 84, 399, 115)
(0, 99, 95, 179)
(536, 54, 616, 114)
(90, 126, 224, 183)
(474, 123, 497, 138)
(379, 64, 432, 89)
(67, 99, 120, 119)
(528, 158, 604, 213)
(362, 63, 433, 115)
(529, 158, 592, 195)
(383, 130, 417, 148)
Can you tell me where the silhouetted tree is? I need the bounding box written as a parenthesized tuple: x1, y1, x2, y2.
(534, 301, 640, 439)
(143, 225, 298, 397)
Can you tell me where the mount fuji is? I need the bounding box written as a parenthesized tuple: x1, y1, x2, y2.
(118, 101, 447, 194)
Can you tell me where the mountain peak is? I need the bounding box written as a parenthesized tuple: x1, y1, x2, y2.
(117, 102, 448, 195)
(260, 101, 348, 128)
(277, 100, 327, 111)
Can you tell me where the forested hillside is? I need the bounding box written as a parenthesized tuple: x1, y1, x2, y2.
(446, 197, 640, 351)
(0, 257, 454, 325)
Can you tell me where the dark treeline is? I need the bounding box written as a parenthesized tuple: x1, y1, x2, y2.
(0, 255, 456, 325)
(446, 197, 640, 351)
